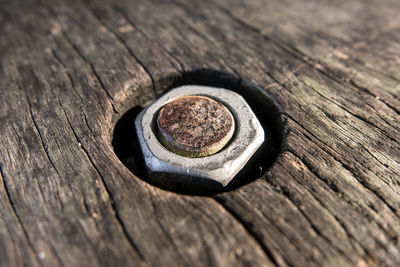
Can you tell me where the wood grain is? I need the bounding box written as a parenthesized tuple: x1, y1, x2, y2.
(0, 0, 399, 266)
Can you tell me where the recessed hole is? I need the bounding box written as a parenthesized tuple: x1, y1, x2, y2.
(112, 69, 286, 195)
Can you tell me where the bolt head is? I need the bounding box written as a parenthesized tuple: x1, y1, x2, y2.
(157, 95, 235, 157)
(135, 85, 264, 189)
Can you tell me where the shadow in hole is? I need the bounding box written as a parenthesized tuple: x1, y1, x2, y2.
(112, 68, 286, 195)
(112, 106, 148, 181)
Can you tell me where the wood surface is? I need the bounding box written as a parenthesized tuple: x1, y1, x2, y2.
(1, 0, 400, 266)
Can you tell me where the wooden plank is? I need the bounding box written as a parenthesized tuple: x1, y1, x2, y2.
(0, 1, 272, 266)
(1, 0, 400, 266)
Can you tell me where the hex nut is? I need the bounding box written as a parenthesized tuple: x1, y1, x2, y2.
(135, 85, 265, 189)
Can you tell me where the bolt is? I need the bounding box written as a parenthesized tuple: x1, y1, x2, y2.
(135, 85, 264, 190)
(156, 95, 235, 158)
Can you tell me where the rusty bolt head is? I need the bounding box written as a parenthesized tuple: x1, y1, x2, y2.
(135, 85, 264, 190)
(156, 95, 235, 158)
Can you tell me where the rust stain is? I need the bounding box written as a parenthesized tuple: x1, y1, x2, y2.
(157, 95, 235, 157)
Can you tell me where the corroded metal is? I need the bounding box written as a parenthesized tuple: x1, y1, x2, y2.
(156, 95, 235, 157)
(135, 85, 265, 188)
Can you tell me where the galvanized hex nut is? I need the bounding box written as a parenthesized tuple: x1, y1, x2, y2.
(135, 85, 264, 189)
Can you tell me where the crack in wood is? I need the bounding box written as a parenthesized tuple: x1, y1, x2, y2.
(274, 152, 373, 257)
(264, 178, 355, 262)
(59, 103, 146, 261)
(282, 151, 400, 265)
(0, 163, 44, 267)
(295, 73, 400, 148)
(112, 3, 186, 73)
(147, 193, 190, 266)
(85, 2, 158, 99)
(26, 97, 62, 178)
(286, 114, 400, 221)
(44, 3, 116, 104)
(212, 196, 286, 267)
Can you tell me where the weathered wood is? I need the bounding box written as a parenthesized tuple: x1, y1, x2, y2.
(0, 0, 399, 266)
